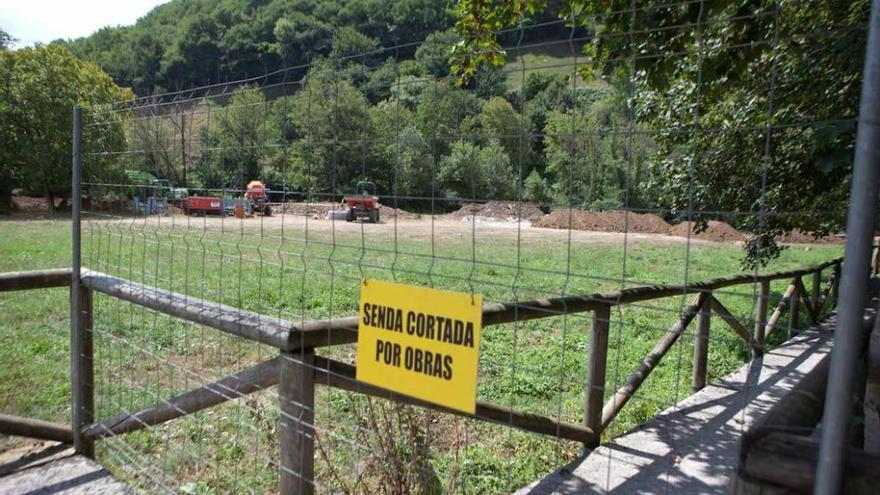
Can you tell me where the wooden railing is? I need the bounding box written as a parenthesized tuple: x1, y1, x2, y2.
(0, 258, 842, 495)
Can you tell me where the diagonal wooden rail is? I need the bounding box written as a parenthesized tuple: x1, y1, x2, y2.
(0, 257, 843, 494)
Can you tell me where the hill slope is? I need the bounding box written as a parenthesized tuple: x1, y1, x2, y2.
(65, 0, 457, 95)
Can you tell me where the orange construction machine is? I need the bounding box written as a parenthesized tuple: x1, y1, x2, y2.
(246, 180, 272, 216)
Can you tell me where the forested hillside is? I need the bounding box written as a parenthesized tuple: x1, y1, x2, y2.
(22, 0, 868, 267)
(62, 1, 642, 213)
(66, 0, 526, 94)
(66, 0, 456, 93)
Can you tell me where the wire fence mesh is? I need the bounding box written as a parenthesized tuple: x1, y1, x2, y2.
(68, 2, 863, 493)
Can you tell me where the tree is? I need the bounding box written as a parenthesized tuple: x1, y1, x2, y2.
(416, 29, 460, 78)
(195, 88, 274, 190)
(478, 96, 528, 167)
(439, 139, 515, 199)
(0, 28, 15, 50)
(272, 13, 332, 66)
(0, 44, 132, 211)
(543, 98, 652, 209)
(454, 0, 869, 266)
(61, 0, 458, 96)
(523, 169, 551, 204)
(282, 63, 374, 194)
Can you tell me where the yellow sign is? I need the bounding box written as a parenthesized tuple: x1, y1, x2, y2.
(355, 279, 482, 414)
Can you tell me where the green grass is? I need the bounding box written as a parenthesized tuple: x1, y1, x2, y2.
(0, 218, 842, 493)
(504, 43, 595, 92)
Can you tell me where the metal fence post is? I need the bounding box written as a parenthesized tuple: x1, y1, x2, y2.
(585, 305, 610, 448)
(279, 349, 316, 495)
(815, 1, 880, 492)
(692, 293, 711, 393)
(70, 105, 94, 457)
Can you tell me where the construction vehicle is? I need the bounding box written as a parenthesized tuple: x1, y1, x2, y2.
(344, 181, 380, 223)
(183, 196, 223, 216)
(125, 170, 188, 202)
(245, 180, 272, 216)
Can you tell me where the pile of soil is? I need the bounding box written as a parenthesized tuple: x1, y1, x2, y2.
(10, 195, 64, 212)
(277, 201, 419, 220)
(378, 204, 420, 219)
(447, 201, 546, 222)
(776, 230, 845, 245)
(670, 220, 746, 242)
(277, 202, 338, 218)
(534, 209, 673, 234)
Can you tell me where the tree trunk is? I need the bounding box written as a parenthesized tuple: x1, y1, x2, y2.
(45, 190, 55, 213)
(0, 171, 12, 213)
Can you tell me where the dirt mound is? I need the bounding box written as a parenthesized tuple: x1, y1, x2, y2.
(670, 220, 746, 242)
(11, 195, 63, 212)
(277, 202, 338, 218)
(534, 209, 672, 234)
(447, 201, 546, 222)
(776, 230, 845, 244)
(277, 201, 419, 220)
(378, 204, 420, 219)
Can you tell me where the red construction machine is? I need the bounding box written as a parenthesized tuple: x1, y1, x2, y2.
(246, 180, 272, 216)
(344, 181, 380, 223)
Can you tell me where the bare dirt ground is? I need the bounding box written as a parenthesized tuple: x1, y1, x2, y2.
(8, 196, 843, 245)
(139, 212, 698, 246)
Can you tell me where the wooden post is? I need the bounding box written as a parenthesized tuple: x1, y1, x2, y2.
(692, 293, 711, 393)
(71, 288, 94, 457)
(279, 349, 315, 495)
(755, 280, 770, 348)
(812, 270, 822, 313)
(585, 305, 611, 448)
(789, 280, 800, 339)
(832, 262, 841, 308)
(70, 105, 94, 457)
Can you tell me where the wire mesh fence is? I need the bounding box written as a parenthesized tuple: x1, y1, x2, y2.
(68, 2, 865, 493)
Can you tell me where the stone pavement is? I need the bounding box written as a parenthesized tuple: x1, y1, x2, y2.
(0, 441, 134, 495)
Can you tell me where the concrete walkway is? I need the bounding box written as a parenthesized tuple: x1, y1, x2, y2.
(515, 320, 838, 495)
(0, 441, 134, 495)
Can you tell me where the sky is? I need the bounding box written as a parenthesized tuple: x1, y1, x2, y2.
(0, 0, 169, 48)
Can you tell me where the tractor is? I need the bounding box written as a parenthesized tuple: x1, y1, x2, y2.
(246, 180, 272, 216)
(344, 181, 380, 223)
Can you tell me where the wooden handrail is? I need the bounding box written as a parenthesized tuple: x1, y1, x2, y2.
(0, 268, 72, 292)
(73, 258, 841, 351)
(312, 356, 597, 444)
(709, 296, 761, 352)
(84, 358, 280, 440)
(82, 354, 596, 445)
(600, 294, 705, 431)
(0, 257, 841, 456)
(764, 279, 799, 339)
(0, 413, 73, 443)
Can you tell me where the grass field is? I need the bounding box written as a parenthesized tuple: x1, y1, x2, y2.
(0, 217, 842, 494)
(504, 43, 593, 92)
